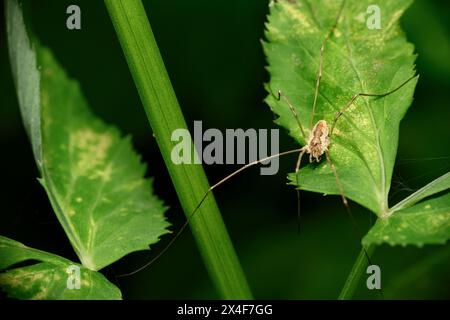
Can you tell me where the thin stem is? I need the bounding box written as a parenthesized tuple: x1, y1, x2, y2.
(338, 244, 376, 300)
(105, 0, 252, 299)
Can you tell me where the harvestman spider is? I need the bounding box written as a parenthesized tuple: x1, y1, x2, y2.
(118, 0, 415, 277)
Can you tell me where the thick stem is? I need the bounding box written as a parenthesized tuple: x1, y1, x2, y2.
(105, 0, 252, 299)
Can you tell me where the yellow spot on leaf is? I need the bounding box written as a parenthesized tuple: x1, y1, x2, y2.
(283, 3, 313, 33)
(71, 128, 113, 181)
(91, 163, 113, 182)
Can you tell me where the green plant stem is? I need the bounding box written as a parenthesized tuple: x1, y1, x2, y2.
(338, 244, 376, 300)
(104, 0, 252, 299)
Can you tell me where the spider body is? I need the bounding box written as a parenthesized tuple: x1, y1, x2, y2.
(305, 120, 330, 163)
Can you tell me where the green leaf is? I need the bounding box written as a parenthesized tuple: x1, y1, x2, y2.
(363, 192, 450, 246)
(6, 0, 170, 271)
(0, 236, 121, 300)
(264, 0, 417, 217)
(0, 236, 69, 270)
(363, 171, 450, 246)
(5, 0, 42, 168)
(39, 47, 170, 270)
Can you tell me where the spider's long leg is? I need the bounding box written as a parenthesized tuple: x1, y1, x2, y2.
(310, 0, 346, 129)
(325, 150, 348, 208)
(116, 148, 304, 278)
(325, 150, 381, 297)
(274, 91, 309, 232)
(294, 148, 307, 234)
(330, 75, 416, 136)
(276, 90, 306, 140)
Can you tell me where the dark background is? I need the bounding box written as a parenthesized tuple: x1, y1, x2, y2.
(1, 0, 449, 299)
